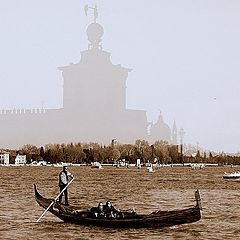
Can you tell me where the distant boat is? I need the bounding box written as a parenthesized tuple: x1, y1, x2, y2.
(223, 171, 240, 179)
(52, 163, 66, 168)
(147, 164, 155, 172)
(91, 162, 103, 169)
(30, 160, 47, 166)
(190, 163, 205, 170)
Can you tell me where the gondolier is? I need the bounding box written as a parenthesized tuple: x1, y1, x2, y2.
(58, 166, 74, 206)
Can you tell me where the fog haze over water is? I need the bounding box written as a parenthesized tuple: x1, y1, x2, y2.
(0, 0, 240, 152)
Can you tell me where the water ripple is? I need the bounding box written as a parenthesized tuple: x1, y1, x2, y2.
(0, 166, 240, 239)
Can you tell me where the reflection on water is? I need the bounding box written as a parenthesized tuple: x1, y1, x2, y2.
(0, 166, 240, 239)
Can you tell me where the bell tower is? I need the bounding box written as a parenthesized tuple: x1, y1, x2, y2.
(59, 5, 131, 115)
(172, 120, 178, 144)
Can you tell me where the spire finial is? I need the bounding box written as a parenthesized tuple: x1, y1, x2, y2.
(85, 4, 104, 50)
(84, 4, 98, 23)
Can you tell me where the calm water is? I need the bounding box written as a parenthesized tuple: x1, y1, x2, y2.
(0, 165, 240, 240)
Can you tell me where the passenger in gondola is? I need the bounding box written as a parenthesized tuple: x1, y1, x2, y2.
(103, 201, 120, 218)
(90, 202, 105, 218)
(58, 166, 74, 206)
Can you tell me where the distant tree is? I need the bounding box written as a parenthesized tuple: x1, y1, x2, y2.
(20, 144, 39, 163)
(21, 144, 38, 154)
(83, 148, 94, 163)
(39, 146, 45, 160)
(134, 139, 151, 163)
(154, 140, 171, 164)
(168, 145, 179, 163)
(44, 144, 64, 163)
(196, 150, 200, 158)
(44, 149, 52, 163)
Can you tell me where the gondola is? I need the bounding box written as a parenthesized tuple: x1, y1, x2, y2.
(34, 185, 202, 228)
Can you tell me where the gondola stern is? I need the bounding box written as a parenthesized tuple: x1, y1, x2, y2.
(34, 184, 41, 199)
(195, 189, 202, 211)
(33, 184, 46, 205)
(34, 184, 56, 213)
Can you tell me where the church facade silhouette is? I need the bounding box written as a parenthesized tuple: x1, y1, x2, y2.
(0, 9, 176, 149)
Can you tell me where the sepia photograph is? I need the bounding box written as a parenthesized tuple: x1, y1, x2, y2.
(0, 1, 240, 239)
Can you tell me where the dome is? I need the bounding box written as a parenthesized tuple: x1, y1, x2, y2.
(149, 114, 171, 142)
(86, 23, 104, 45)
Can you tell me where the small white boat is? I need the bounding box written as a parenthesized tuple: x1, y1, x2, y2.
(29, 160, 48, 166)
(52, 163, 65, 168)
(223, 171, 240, 179)
(190, 163, 205, 170)
(91, 161, 103, 169)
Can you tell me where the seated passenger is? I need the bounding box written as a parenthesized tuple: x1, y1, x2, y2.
(103, 201, 120, 218)
(90, 202, 105, 218)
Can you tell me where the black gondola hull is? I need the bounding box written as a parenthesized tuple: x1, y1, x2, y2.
(34, 184, 201, 228)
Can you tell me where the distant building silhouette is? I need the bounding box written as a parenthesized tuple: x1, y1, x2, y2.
(0, 8, 175, 148)
(172, 120, 178, 144)
(149, 112, 171, 143)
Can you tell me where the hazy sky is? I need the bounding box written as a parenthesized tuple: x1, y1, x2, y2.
(0, 0, 240, 153)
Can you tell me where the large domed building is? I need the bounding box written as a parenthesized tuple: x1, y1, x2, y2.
(0, 6, 175, 148)
(149, 113, 171, 143)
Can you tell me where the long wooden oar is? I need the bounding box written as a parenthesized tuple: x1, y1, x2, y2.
(36, 177, 75, 222)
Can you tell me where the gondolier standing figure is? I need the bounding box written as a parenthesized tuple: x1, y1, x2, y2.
(58, 166, 74, 206)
